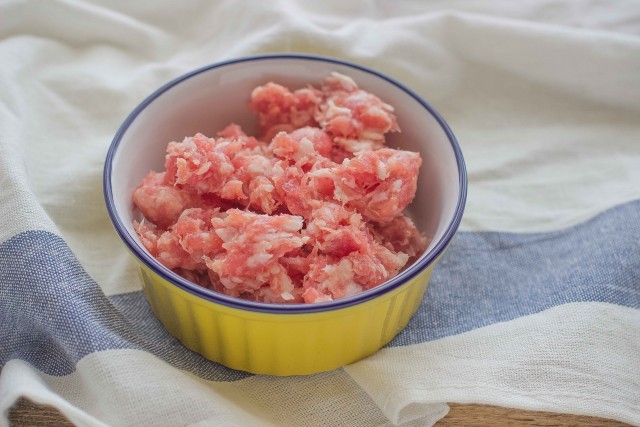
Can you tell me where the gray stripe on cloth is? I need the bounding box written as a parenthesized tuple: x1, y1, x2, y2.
(0, 231, 250, 380)
(389, 199, 640, 346)
(1, 199, 639, 377)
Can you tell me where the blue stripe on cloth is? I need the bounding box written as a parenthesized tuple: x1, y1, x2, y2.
(0, 231, 250, 380)
(389, 198, 640, 346)
(1, 200, 639, 377)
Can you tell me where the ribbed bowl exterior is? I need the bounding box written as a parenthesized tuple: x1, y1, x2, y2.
(103, 56, 467, 377)
(137, 257, 436, 376)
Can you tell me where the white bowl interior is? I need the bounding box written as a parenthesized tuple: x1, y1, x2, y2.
(110, 57, 461, 264)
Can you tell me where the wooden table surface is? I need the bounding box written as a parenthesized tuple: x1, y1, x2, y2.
(9, 397, 631, 426)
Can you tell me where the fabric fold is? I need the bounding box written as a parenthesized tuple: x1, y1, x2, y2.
(1, 1, 639, 425)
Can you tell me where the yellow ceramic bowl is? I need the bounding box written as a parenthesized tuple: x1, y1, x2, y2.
(104, 54, 467, 376)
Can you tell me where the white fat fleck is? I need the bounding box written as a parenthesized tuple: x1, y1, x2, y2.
(343, 282, 364, 297)
(333, 185, 350, 204)
(309, 168, 332, 179)
(326, 99, 352, 118)
(204, 257, 221, 271)
(360, 130, 383, 141)
(252, 241, 272, 253)
(391, 179, 403, 192)
(196, 161, 211, 175)
(298, 137, 315, 154)
(272, 162, 284, 176)
(280, 216, 304, 232)
(247, 157, 270, 175)
(376, 161, 389, 180)
(213, 153, 234, 174)
(260, 182, 275, 192)
(339, 138, 374, 153)
(396, 252, 409, 266)
(368, 190, 387, 205)
(316, 294, 334, 303)
(320, 264, 334, 274)
(329, 72, 358, 91)
(321, 258, 353, 275)
(281, 292, 294, 301)
(175, 158, 188, 183)
(262, 232, 294, 241)
(349, 212, 362, 225)
(366, 105, 386, 118)
(347, 91, 369, 102)
(247, 253, 272, 267)
(215, 227, 237, 242)
(343, 176, 358, 189)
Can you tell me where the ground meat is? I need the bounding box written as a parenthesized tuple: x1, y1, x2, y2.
(369, 214, 428, 262)
(134, 208, 226, 270)
(134, 220, 203, 271)
(249, 82, 322, 142)
(270, 127, 333, 164)
(165, 133, 235, 194)
(299, 202, 410, 303)
(133, 73, 427, 303)
(332, 148, 422, 223)
(271, 160, 338, 219)
(173, 268, 213, 289)
(205, 209, 308, 303)
(132, 172, 194, 229)
(315, 72, 399, 153)
(133, 171, 245, 229)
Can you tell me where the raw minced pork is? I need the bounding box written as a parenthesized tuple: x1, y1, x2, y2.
(133, 72, 427, 303)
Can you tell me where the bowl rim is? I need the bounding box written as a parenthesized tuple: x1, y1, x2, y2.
(103, 53, 467, 314)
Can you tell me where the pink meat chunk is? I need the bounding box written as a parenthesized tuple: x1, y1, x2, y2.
(303, 202, 365, 256)
(301, 243, 408, 303)
(299, 202, 410, 302)
(249, 82, 322, 141)
(173, 208, 226, 260)
(134, 208, 227, 270)
(333, 148, 422, 223)
(369, 214, 429, 261)
(165, 131, 269, 194)
(132, 172, 195, 229)
(162, 129, 284, 213)
(230, 153, 280, 214)
(302, 256, 361, 303)
(271, 162, 318, 218)
(165, 133, 235, 194)
(217, 123, 248, 139)
(315, 72, 399, 153)
(279, 249, 312, 286)
(173, 268, 213, 289)
(134, 220, 202, 271)
(133, 171, 246, 229)
(133, 72, 426, 304)
(205, 209, 308, 303)
(270, 127, 333, 163)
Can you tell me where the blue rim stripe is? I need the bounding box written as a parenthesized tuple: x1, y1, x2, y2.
(103, 53, 468, 314)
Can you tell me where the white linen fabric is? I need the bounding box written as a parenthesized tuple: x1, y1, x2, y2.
(1, 1, 639, 426)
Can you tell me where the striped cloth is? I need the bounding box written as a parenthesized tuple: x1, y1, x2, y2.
(1, 1, 639, 426)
